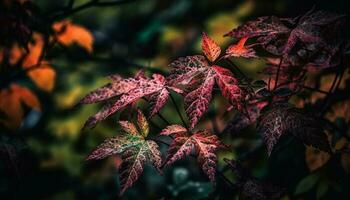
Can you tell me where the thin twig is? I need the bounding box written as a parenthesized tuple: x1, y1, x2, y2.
(49, 0, 136, 21)
(217, 170, 237, 188)
(273, 57, 283, 90)
(302, 86, 329, 94)
(320, 71, 341, 115)
(225, 59, 248, 80)
(141, 97, 170, 125)
(169, 93, 188, 129)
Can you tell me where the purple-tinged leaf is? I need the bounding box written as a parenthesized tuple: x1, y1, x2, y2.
(257, 103, 331, 155)
(119, 120, 139, 135)
(164, 129, 224, 183)
(167, 55, 209, 86)
(148, 88, 169, 118)
(184, 70, 215, 129)
(160, 124, 187, 136)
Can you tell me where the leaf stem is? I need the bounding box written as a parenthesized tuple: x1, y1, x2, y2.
(169, 93, 188, 129)
(273, 57, 283, 90)
(217, 170, 237, 188)
(225, 59, 248, 80)
(141, 97, 170, 125)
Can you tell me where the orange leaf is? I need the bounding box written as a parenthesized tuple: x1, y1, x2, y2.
(201, 32, 221, 62)
(23, 33, 44, 68)
(0, 84, 40, 130)
(225, 37, 257, 58)
(9, 43, 25, 65)
(53, 20, 94, 53)
(305, 146, 330, 172)
(27, 63, 56, 92)
(341, 153, 350, 173)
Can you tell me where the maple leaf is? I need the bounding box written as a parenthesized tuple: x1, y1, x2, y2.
(223, 101, 268, 135)
(53, 20, 94, 53)
(224, 159, 285, 200)
(2, 33, 57, 92)
(262, 57, 305, 94)
(184, 70, 216, 129)
(79, 72, 182, 129)
(257, 103, 331, 155)
(160, 125, 224, 183)
(168, 33, 245, 129)
(282, 9, 345, 55)
(0, 84, 41, 130)
(201, 32, 221, 62)
(224, 15, 291, 55)
(159, 124, 187, 136)
(211, 66, 244, 106)
(224, 37, 257, 59)
(86, 109, 161, 195)
(167, 55, 209, 86)
(23, 34, 56, 92)
(225, 9, 344, 57)
(27, 63, 56, 92)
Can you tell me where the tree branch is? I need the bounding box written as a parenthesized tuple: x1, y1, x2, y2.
(273, 57, 283, 90)
(302, 85, 329, 94)
(49, 0, 137, 22)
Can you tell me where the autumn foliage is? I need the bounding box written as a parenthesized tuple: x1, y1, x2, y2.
(75, 8, 350, 197)
(0, 0, 93, 130)
(1, 1, 350, 199)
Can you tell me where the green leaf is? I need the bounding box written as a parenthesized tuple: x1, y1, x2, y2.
(316, 179, 329, 199)
(294, 173, 320, 195)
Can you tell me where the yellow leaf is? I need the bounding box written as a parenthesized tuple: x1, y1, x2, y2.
(305, 146, 330, 171)
(27, 63, 56, 92)
(53, 20, 94, 53)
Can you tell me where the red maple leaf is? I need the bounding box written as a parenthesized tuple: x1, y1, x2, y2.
(86, 109, 161, 195)
(160, 124, 225, 183)
(168, 33, 246, 129)
(224, 37, 257, 59)
(223, 101, 268, 135)
(224, 9, 345, 70)
(78, 71, 182, 128)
